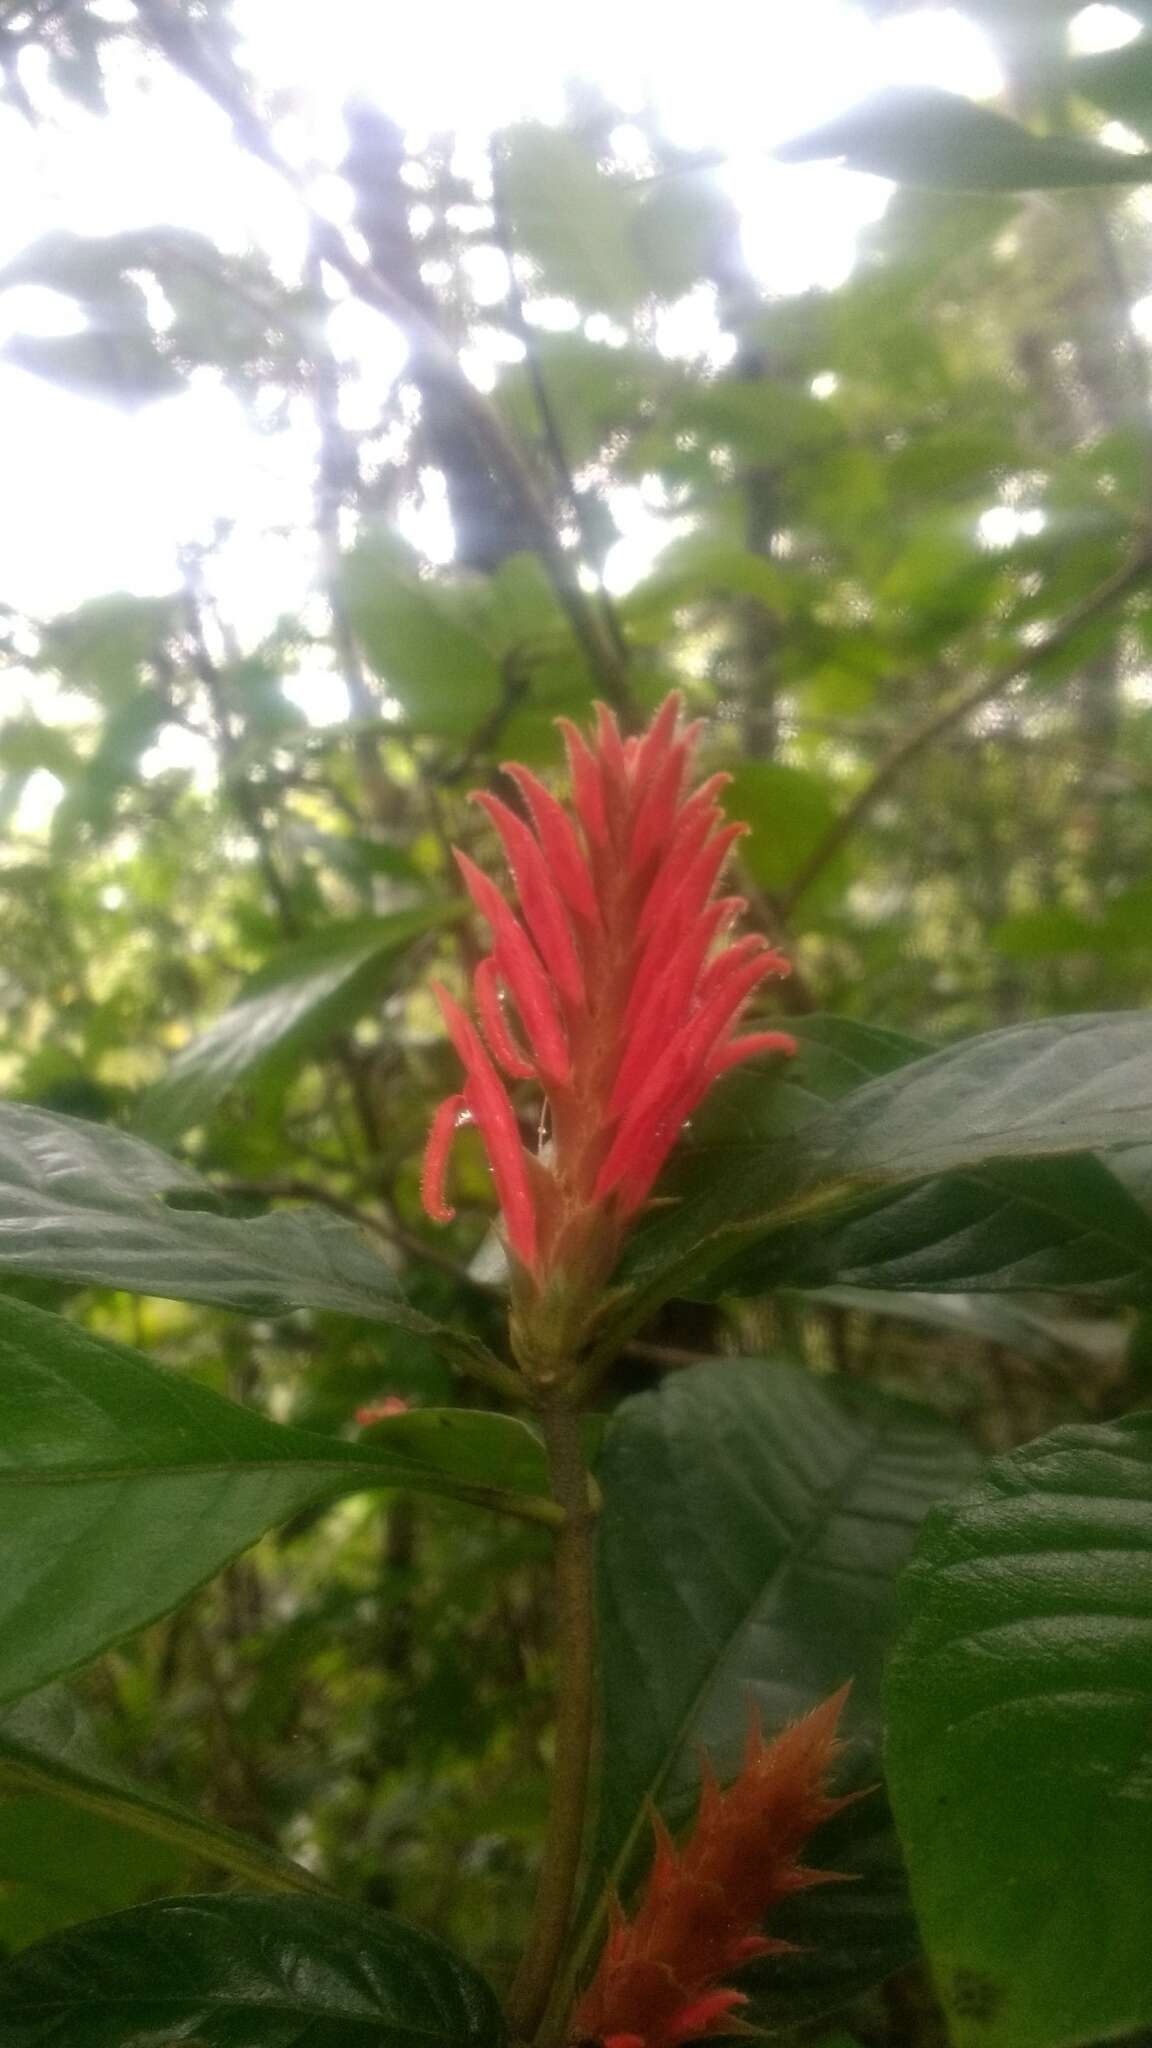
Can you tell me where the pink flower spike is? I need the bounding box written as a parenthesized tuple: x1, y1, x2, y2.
(698, 934, 788, 1004)
(463, 1080, 538, 1272)
(623, 898, 742, 1037)
(500, 764, 599, 924)
(709, 1030, 798, 1077)
(454, 851, 571, 1082)
(419, 693, 793, 1295)
(632, 689, 682, 782)
(356, 1395, 410, 1426)
(636, 824, 747, 978)
(471, 791, 584, 1006)
(600, 950, 778, 1201)
(611, 902, 736, 1112)
(557, 718, 608, 846)
(421, 1091, 466, 1223)
(430, 983, 538, 1270)
(635, 802, 723, 941)
(594, 700, 630, 799)
(667, 1991, 748, 2044)
(627, 741, 691, 875)
(474, 957, 535, 1079)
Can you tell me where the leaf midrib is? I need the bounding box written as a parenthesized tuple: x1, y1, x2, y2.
(575, 1397, 891, 1978)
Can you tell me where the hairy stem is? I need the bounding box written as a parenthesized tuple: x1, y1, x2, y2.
(507, 1405, 598, 2043)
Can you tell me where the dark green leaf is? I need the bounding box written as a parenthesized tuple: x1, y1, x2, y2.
(1073, 37, 1152, 144)
(0, 1686, 323, 1900)
(135, 909, 452, 1142)
(801, 1013, 1152, 1189)
(574, 1359, 979, 2025)
(615, 1015, 1152, 1334)
(885, 1414, 1152, 2048)
(0, 1103, 501, 1375)
(776, 86, 1152, 189)
(0, 1296, 553, 1701)
(680, 1019, 1152, 1307)
(0, 1893, 506, 2047)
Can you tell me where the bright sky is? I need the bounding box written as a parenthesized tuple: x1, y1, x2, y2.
(0, 2, 1138, 648)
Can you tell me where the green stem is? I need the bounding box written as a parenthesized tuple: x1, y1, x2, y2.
(506, 1404, 598, 2043)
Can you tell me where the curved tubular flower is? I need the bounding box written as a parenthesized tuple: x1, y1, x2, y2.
(421, 695, 795, 1326)
(573, 1689, 855, 2048)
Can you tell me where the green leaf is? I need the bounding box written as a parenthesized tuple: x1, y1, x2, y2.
(37, 594, 177, 705)
(0, 231, 308, 403)
(341, 531, 504, 735)
(775, 86, 1152, 189)
(135, 909, 451, 1142)
(802, 1013, 1152, 1189)
(681, 1019, 1152, 1308)
(0, 1103, 502, 1375)
(51, 687, 169, 850)
(615, 1015, 1152, 1332)
(1073, 37, 1152, 144)
(885, 1414, 1152, 2048)
(496, 337, 674, 469)
(722, 760, 846, 901)
(621, 534, 793, 636)
(0, 1686, 324, 1903)
(989, 907, 1099, 960)
(0, 1893, 507, 2047)
(500, 124, 642, 313)
(780, 1156, 1152, 1305)
(574, 1359, 979, 2026)
(0, 1791, 179, 1953)
(629, 175, 741, 301)
(0, 1296, 554, 1702)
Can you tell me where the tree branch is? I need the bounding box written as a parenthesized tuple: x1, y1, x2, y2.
(779, 540, 1152, 915)
(490, 146, 633, 693)
(134, 0, 632, 715)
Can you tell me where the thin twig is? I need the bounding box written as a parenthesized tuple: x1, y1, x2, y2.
(490, 144, 633, 688)
(177, 563, 302, 936)
(779, 540, 1152, 914)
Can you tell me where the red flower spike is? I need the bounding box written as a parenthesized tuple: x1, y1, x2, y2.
(558, 718, 609, 846)
(500, 763, 600, 925)
(355, 1395, 410, 1426)
(421, 1091, 466, 1222)
(572, 1688, 857, 2048)
(473, 957, 536, 1080)
(470, 791, 585, 1006)
(453, 851, 571, 1083)
(420, 696, 796, 1296)
(430, 983, 538, 1271)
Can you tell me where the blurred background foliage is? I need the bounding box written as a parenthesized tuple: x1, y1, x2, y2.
(4, 0, 1152, 2039)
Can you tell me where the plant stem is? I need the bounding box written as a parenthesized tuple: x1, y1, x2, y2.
(507, 1404, 598, 2043)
